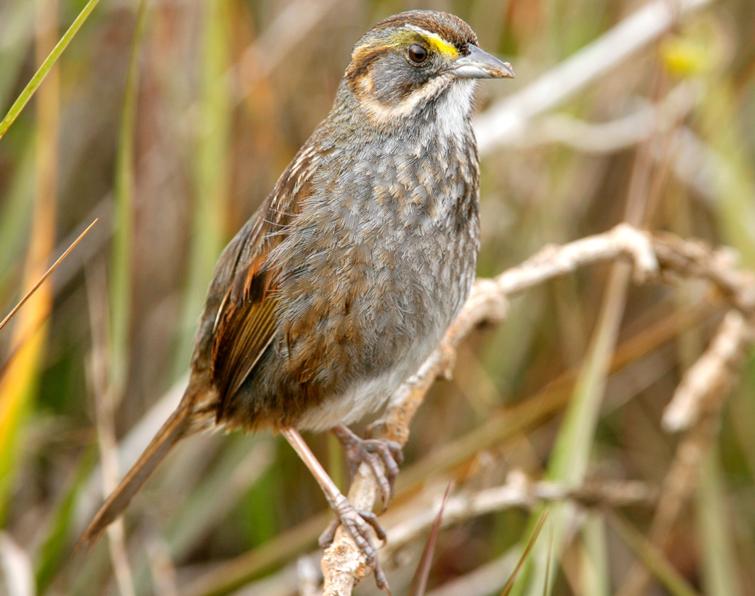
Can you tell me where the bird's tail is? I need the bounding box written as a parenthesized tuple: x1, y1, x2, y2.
(78, 399, 197, 548)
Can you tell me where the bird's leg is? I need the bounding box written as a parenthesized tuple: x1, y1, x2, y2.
(317, 425, 403, 552)
(280, 428, 389, 591)
(333, 424, 403, 509)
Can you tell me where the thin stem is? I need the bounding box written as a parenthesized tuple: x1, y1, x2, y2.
(0, 0, 101, 140)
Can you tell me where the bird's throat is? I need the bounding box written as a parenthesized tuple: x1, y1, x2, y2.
(356, 75, 475, 134)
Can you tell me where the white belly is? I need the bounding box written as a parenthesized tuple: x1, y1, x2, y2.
(295, 332, 438, 432)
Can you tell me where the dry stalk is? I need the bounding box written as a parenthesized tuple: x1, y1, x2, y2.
(321, 225, 755, 594)
(473, 0, 712, 155)
(227, 471, 656, 596)
(384, 471, 655, 557)
(84, 265, 136, 596)
(501, 82, 700, 153)
(663, 310, 753, 432)
(618, 308, 755, 596)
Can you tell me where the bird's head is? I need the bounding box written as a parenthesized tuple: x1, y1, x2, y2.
(343, 10, 514, 126)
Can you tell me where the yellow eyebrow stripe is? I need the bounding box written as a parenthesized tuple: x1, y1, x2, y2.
(405, 25, 460, 58)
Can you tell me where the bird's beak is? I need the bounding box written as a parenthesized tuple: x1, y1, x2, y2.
(452, 45, 515, 79)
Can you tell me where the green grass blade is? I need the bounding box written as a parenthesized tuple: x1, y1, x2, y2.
(502, 511, 550, 596)
(173, 0, 232, 373)
(697, 447, 743, 596)
(697, 76, 755, 266)
(0, 0, 100, 141)
(512, 267, 631, 596)
(0, 1, 61, 524)
(34, 449, 96, 593)
(543, 525, 554, 596)
(0, 143, 35, 282)
(580, 514, 609, 596)
(109, 0, 148, 395)
(609, 513, 700, 596)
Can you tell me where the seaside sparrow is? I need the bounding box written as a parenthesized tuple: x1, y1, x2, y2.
(81, 9, 513, 588)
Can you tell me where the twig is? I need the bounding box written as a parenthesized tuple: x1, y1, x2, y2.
(110, 295, 705, 596)
(663, 311, 753, 431)
(0, 218, 97, 332)
(408, 482, 452, 595)
(384, 472, 655, 557)
(618, 309, 755, 596)
(85, 264, 136, 596)
(472, 0, 713, 156)
(500, 83, 700, 153)
(321, 225, 755, 593)
(227, 472, 655, 596)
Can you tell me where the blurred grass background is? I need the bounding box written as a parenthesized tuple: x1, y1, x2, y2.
(1, 0, 754, 594)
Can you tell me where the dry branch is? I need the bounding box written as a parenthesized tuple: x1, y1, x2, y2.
(85, 264, 136, 596)
(385, 472, 655, 557)
(321, 224, 755, 594)
(663, 311, 753, 432)
(472, 0, 713, 155)
(618, 306, 755, 596)
(226, 472, 655, 596)
(503, 83, 700, 153)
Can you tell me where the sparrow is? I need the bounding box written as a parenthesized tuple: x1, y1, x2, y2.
(80, 9, 513, 589)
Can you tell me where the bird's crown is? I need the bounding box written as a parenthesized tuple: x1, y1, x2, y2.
(361, 10, 478, 57)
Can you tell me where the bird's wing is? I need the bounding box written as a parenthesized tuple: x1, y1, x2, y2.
(211, 250, 279, 413)
(208, 146, 317, 419)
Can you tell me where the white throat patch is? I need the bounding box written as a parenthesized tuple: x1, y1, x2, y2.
(359, 76, 475, 137)
(435, 80, 476, 140)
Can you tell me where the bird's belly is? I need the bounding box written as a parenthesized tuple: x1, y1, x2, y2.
(291, 226, 475, 432)
(239, 148, 479, 431)
(294, 354, 416, 432)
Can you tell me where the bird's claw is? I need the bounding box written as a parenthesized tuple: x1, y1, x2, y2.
(320, 498, 390, 592)
(335, 426, 404, 509)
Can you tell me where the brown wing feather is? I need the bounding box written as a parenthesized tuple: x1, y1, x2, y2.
(208, 145, 317, 420)
(211, 269, 278, 419)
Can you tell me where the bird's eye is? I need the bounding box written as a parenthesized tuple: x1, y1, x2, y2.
(407, 44, 429, 64)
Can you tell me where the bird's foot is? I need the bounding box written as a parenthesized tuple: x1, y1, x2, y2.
(333, 425, 404, 509)
(319, 496, 390, 592)
(280, 428, 390, 591)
